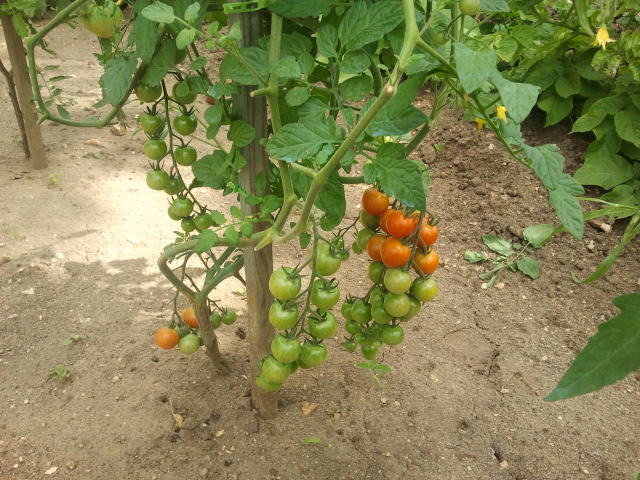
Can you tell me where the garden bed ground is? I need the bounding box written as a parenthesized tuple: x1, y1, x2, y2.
(1, 24, 639, 480)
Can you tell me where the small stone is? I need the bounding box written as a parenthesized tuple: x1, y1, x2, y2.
(585, 239, 595, 252)
(45, 466, 58, 475)
(65, 461, 77, 470)
(112, 375, 120, 383)
(301, 402, 318, 415)
(21, 288, 35, 295)
(84, 139, 103, 147)
(215, 430, 224, 438)
(581, 467, 590, 474)
(380, 397, 388, 405)
(495, 282, 505, 290)
(199, 467, 209, 477)
(499, 461, 509, 469)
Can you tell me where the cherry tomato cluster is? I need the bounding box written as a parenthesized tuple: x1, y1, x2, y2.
(342, 188, 440, 361)
(256, 238, 349, 391)
(154, 306, 238, 354)
(134, 79, 223, 232)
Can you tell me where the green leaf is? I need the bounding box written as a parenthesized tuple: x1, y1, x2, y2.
(356, 361, 392, 373)
(338, 1, 404, 51)
(481, 235, 513, 256)
(464, 250, 488, 263)
(340, 51, 370, 74)
(453, 43, 496, 93)
(224, 226, 239, 244)
(194, 230, 219, 253)
(141, 42, 177, 86)
(365, 75, 427, 137)
(285, 87, 310, 107)
(548, 189, 584, 238)
(269, 0, 331, 18)
(133, 12, 161, 63)
(190, 56, 207, 71)
(141, 2, 175, 23)
(210, 210, 226, 226)
(302, 437, 324, 445)
(545, 293, 640, 401)
(183, 2, 200, 23)
(208, 82, 238, 99)
(614, 108, 640, 147)
(574, 139, 635, 189)
(523, 224, 554, 248)
(317, 22, 338, 58)
(192, 151, 232, 189)
(266, 120, 339, 162)
(491, 72, 540, 123)
(219, 47, 268, 86)
(229, 205, 242, 218)
(572, 95, 626, 132)
(12, 14, 29, 37)
(100, 56, 138, 106)
(554, 71, 581, 98)
(516, 256, 540, 279)
(522, 144, 563, 190)
(204, 103, 223, 125)
(339, 75, 372, 102)
(316, 172, 346, 230)
(366, 143, 426, 212)
(537, 91, 573, 127)
(479, 0, 509, 12)
(176, 28, 197, 50)
(227, 120, 256, 148)
(270, 55, 301, 79)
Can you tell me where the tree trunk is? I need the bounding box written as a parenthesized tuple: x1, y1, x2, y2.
(1, 15, 47, 169)
(232, 10, 278, 418)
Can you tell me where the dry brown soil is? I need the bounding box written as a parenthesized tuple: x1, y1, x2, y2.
(1, 21, 639, 480)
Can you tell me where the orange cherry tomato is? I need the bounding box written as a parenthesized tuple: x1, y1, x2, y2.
(414, 249, 440, 275)
(379, 209, 392, 234)
(155, 326, 180, 349)
(181, 307, 199, 328)
(361, 188, 390, 216)
(418, 223, 440, 247)
(366, 234, 386, 262)
(385, 210, 419, 238)
(380, 237, 411, 268)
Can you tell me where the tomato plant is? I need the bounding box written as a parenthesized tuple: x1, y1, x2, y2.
(24, 0, 601, 415)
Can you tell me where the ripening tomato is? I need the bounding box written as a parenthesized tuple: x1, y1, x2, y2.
(385, 210, 419, 238)
(359, 209, 380, 230)
(178, 333, 201, 354)
(361, 188, 389, 216)
(155, 326, 180, 349)
(379, 209, 392, 234)
(380, 237, 411, 268)
(414, 250, 440, 275)
(418, 223, 439, 247)
(366, 235, 386, 262)
(181, 307, 199, 328)
(411, 277, 439, 302)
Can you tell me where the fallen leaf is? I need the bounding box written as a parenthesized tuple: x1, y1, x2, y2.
(172, 413, 184, 429)
(301, 401, 318, 416)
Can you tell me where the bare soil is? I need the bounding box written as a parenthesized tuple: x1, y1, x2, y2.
(1, 22, 639, 480)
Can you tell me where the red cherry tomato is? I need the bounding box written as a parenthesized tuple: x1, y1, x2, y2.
(380, 237, 411, 268)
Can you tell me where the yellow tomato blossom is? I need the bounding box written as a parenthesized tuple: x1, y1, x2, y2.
(474, 117, 485, 130)
(496, 105, 507, 122)
(593, 27, 615, 50)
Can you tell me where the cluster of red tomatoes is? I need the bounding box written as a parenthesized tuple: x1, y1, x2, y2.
(154, 306, 238, 353)
(341, 187, 440, 361)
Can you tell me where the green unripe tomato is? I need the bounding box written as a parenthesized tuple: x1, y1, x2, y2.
(163, 176, 183, 195)
(168, 206, 182, 221)
(193, 213, 213, 231)
(271, 334, 302, 363)
(371, 304, 393, 325)
(256, 373, 282, 392)
(181, 217, 196, 232)
(269, 267, 302, 301)
(139, 113, 164, 135)
(174, 146, 197, 166)
(350, 299, 372, 324)
(368, 261, 385, 283)
(411, 277, 439, 302)
(459, 0, 480, 16)
(359, 209, 380, 230)
(178, 333, 201, 354)
(146, 170, 169, 190)
(310, 280, 340, 311)
(170, 197, 194, 218)
(344, 320, 361, 335)
(315, 242, 342, 276)
(299, 341, 328, 368)
(172, 81, 197, 104)
(344, 340, 357, 352)
(221, 310, 237, 325)
(361, 341, 380, 360)
(356, 228, 375, 251)
(400, 296, 421, 322)
(384, 269, 412, 294)
(210, 312, 222, 328)
(384, 293, 411, 317)
(261, 356, 290, 383)
(144, 139, 168, 160)
(340, 301, 354, 321)
(381, 325, 404, 345)
(269, 301, 298, 330)
(308, 312, 337, 339)
(369, 287, 384, 306)
(134, 83, 162, 103)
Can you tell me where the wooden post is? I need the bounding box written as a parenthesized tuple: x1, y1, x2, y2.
(233, 10, 278, 417)
(1, 15, 47, 169)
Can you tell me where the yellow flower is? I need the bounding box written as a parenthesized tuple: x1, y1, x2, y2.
(474, 117, 485, 130)
(593, 27, 615, 50)
(496, 105, 507, 122)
